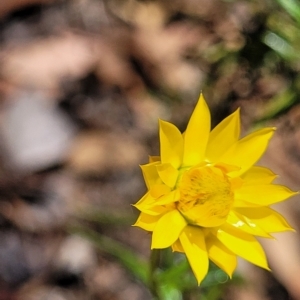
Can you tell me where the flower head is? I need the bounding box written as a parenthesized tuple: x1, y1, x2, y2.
(133, 94, 297, 284)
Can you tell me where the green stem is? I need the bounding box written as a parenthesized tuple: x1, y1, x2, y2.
(149, 249, 161, 299)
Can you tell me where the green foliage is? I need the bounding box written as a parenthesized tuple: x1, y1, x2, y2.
(275, 0, 300, 23)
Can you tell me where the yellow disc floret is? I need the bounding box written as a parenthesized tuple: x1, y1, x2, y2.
(177, 166, 234, 227)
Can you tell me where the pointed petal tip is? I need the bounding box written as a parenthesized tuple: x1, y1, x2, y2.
(183, 93, 211, 166)
(265, 127, 276, 135)
(252, 230, 276, 239)
(158, 118, 164, 126)
(263, 127, 276, 134)
(268, 127, 276, 137)
(229, 268, 237, 278)
(233, 107, 241, 119)
(271, 227, 296, 235)
(257, 261, 271, 272)
(287, 190, 299, 199)
(196, 273, 211, 286)
(261, 260, 271, 271)
(233, 107, 241, 115)
(267, 234, 277, 240)
(195, 272, 206, 286)
(285, 186, 298, 196)
(198, 92, 207, 104)
(159, 118, 176, 128)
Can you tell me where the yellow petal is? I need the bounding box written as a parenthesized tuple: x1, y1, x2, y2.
(141, 162, 161, 189)
(149, 156, 161, 163)
(149, 184, 171, 198)
(235, 184, 297, 206)
(156, 163, 179, 188)
(179, 226, 209, 285)
(233, 199, 262, 208)
(241, 166, 277, 185)
(183, 202, 230, 228)
(215, 223, 270, 270)
(214, 162, 241, 174)
(172, 239, 184, 252)
(206, 234, 237, 277)
(152, 210, 187, 249)
(134, 192, 153, 209)
(134, 192, 170, 215)
(219, 127, 275, 176)
(183, 94, 211, 167)
(159, 120, 183, 169)
(230, 177, 244, 190)
(235, 207, 295, 233)
(227, 210, 272, 238)
(151, 189, 180, 207)
(206, 108, 240, 162)
(135, 203, 171, 216)
(133, 213, 160, 231)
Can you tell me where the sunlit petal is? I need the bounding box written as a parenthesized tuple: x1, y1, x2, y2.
(152, 210, 187, 249)
(230, 177, 244, 190)
(241, 166, 277, 185)
(133, 192, 170, 215)
(214, 162, 240, 174)
(233, 199, 262, 208)
(206, 108, 240, 162)
(206, 234, 237, 277)
(183, 94, 211, 167)
(179, 226, 209, 284)
(133, 213, 161, 231)
(159, 120, 183, 169)
(152, 189, 180, 207)
(183, 202, 230, 228)
(138, 206, 171, 216)
(227, 210, 272, 238)
(156, 163, 179, 188)
(235, 207, 295, 233)
(134, 192, 153, 208)
(215, 224, 270, 270)
(149, 184, 171, 198)
(141, 162, 161, 189)
(219, 127, 275, 176)
(235, 184, 297, 206)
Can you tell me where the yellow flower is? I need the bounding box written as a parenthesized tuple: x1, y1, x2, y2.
(133, 94, 297, 284)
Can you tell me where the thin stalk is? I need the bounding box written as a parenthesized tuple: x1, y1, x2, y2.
(149, 249, 161, 299)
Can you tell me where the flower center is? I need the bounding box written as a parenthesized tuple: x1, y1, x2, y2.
(177, 165, 234, 227)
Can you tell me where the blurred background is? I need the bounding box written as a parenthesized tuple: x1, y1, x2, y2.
(1, 0, 300, 299)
